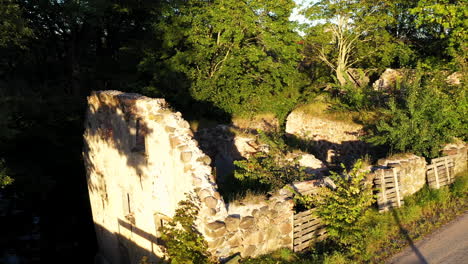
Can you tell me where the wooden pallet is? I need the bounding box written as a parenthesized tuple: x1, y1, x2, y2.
(293, 208, 327, 252)
(374, 168, 404, 212)
(427, 156, 455, 189)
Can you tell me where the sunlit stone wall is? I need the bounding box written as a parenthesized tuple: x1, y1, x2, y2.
(84, 91, 295, 263)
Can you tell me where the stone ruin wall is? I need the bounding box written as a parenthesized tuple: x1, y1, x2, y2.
(374, 154, 427, 197)
(442, 143, 467, 175)
(285, 109, 369, 166)
(84, 91, 294, 264)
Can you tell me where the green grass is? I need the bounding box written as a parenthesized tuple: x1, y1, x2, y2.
(240, 171, 468, 263)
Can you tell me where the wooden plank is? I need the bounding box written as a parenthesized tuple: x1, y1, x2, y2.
(294, 222, 325, 237)
(294, 217, 322, 232)
(374, 177, 397, 184)
(294, 233, 327, 252)
(294, 208, 315, 218)
(434, 161, 440, 189)
(380, 169, 387, 207)
(294, 227, 328, 245)
(294, 213, 316, 224)
(445, 158, 451, 184)
(393, 168, 401, 207)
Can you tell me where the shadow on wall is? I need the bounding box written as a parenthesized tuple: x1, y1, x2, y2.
(284, 133, 380, 169)
(94, 222, 166, 264)
(83, 93, 155, 197)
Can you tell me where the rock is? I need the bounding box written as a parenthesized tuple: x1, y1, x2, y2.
(251, 209, 260, 218)
(165, 126, 176, 133)
(197, 188, 212, 200)
(205, 221, 227, 237)
(225, 216, 240, 232)
(372, 68, 406, 91)
(197, 155, 212, 165)
(447, 72, 461, 85)
(281, 236, 292, 246)
(204, 196, 218, 208)
(279, 222, 292, 234)
(241, 245, 257, 258)
(227, 233, 242, 247)
(213, 191, 221, 200)
(181, 151, 192, 162)
(298, 154, 327, 174)
(256, 215, 270, 229)
(239, 216, 255, 229)
(169, 136, 181, 148)
(245, 231, 264, 245)
(207, 221, 225, 230)
(208, 238, 224, 248)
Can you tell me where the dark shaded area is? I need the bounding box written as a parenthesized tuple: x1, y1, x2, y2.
(94, 221, 166, 264)
(391, 209, 428, 264)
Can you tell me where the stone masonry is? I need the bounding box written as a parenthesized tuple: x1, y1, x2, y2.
(84, 91, 294, 264)
(376, 154, 427, 197)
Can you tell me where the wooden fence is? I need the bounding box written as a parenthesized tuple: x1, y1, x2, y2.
(293, 208, 327, 252)
(427, 156, 455, 189)
(374, 168, 404, 212)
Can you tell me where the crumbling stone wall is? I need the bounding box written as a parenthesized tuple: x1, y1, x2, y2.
(285, 109, 369, 165)
(442, 143, 467, 175)
(84, 91, 295, 263)
(376, 154, 427, 197)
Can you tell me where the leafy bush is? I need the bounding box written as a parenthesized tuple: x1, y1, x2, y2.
(295, 160, 374, 255)
(159, 194, 214, 264)
(365, 70, 467, 158)
(451, 172, 468, 198)
(233, 132, 308, 194)
(0, 159, 13, 188)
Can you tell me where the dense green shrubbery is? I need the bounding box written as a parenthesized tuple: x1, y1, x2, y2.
(233, 132, 308, 194)
(159, 195, 214, 264)
(295, 160, 374, 255)
(365, 70, 467, 158)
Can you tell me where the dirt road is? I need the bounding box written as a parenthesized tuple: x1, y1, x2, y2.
(388, 212, 468, 264)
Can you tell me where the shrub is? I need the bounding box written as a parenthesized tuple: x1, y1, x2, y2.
(0, 159, 13, 188)
(159, 194, 214, 264)
(295, 160, 375, 255)
(233, 132, 308, 193)
(365, 70, 467, 158)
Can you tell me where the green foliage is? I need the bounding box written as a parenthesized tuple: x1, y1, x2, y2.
(142, 0, 307, 120)
(233, 132, 308, 193)
(0, 159, 13, 188)
(365, 70, 467, 158)
(295, 160, 374, 255)
(159, 194, 214, 264)
(0, 0, 32, 48)
(411, 0, 467, 61)
(450, 172, 468, 198)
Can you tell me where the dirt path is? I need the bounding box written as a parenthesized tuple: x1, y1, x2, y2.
(388, 211, 468, 264)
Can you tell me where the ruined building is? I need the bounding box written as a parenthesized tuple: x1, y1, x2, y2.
(84, 91, 300, 264)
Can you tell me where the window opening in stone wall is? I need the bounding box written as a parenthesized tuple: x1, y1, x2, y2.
(133, 118, 146, 153)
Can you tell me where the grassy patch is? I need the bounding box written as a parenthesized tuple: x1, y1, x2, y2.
(241, 171, 468, 263)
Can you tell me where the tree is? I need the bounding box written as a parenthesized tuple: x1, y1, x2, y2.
(303, 0, 414, 86)
(411, 0, 467, 65)
(0, 0, 32, 48)
(142, 0, 307, 120)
